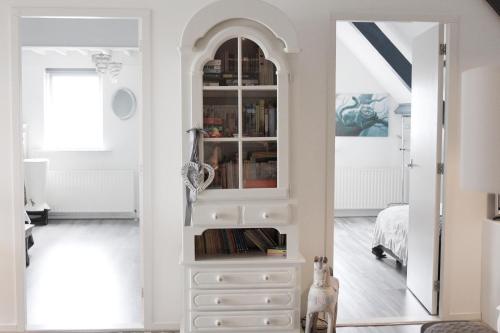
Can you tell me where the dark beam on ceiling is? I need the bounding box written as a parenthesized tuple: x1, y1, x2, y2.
(352, 22, 412, 89)
(486, 0, 500, 15)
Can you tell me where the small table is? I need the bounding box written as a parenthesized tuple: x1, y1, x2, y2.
(25, 224, 34, 266)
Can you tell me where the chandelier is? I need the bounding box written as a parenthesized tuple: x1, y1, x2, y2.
(92, 51, 122, 83)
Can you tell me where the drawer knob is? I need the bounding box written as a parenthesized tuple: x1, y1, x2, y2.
(216, 275, 223, 282)
(262, 274, 270, 281)
(262, 212, 269, 219)
(264, 319, 271, 326)
(214, 297, 222, 305)
(211, 212, 218, 220)
(265, 297, 271, 304)
(215, 320, 222, 327)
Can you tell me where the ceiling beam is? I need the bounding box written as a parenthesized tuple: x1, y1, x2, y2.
(486, 0, 500, 15)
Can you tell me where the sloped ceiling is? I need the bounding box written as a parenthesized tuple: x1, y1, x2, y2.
(337, 21, 437, 104)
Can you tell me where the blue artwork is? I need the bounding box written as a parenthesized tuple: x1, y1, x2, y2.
(335, 94, 392, 137)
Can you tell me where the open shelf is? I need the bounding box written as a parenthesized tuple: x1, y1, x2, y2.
(195, 228, 286, 261)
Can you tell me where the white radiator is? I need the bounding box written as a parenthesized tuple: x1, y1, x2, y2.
(334, 167, 402, 210)
(46, 170, 137, 214)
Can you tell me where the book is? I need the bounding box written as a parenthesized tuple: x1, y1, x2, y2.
(267, 247, 287, 257)
(195, 228, 284, 258)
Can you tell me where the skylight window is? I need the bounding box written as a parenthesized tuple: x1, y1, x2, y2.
(44, 69, 104, 150)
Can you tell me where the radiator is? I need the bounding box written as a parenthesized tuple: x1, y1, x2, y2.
(46, 170, 137, 213)
(334, 167, 402, 210)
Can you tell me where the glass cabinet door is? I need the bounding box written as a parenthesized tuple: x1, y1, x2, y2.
(202, 36, 279, 191)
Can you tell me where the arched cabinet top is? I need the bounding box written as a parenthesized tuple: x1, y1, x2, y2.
(180, 0, 300, 54)
(191, 25, 288, 76)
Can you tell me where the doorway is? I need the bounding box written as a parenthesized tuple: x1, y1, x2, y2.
(332, 20, 447, 325)
(12, 10, 152, 331)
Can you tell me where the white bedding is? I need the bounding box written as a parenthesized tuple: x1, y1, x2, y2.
(372, 204, 409, 266)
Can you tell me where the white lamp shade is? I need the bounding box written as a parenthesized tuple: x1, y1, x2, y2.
(461, 65, 500, 193)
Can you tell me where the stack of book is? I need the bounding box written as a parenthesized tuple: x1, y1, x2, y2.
(203, 59, 222, 86)
(243, 100, 277, 137)
(243, 150, 277, 188)
(217, 161, 239, 189)
(202, 49, 237, 86)
(195, 228, 287, 258)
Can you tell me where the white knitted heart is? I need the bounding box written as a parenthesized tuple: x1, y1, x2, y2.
(181, 161, 215, 194)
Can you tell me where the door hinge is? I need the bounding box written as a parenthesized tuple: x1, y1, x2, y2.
(439, 43, 447, 56)
(141, 287, 144, 298)
(433, 280, 441, 292)
(437, 163, 445, 175)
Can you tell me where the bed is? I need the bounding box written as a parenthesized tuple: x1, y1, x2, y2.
(371, 204, 409, 266)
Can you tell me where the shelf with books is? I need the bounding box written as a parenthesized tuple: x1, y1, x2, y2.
(241, 38, 277, 86)
(242, 90, 277, 138)
(243, 141, 277, 189)
(204, 141, 239, 190)
(203, 90, 238, 138)
(203, 38, 238, 87)
(194, 227, 287, 260)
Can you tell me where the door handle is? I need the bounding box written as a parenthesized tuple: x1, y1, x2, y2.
(407, 159, 416, 168)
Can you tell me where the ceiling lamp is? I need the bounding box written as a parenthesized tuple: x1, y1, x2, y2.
(92, 52, 111, 74)
(108, 62, 123, 83)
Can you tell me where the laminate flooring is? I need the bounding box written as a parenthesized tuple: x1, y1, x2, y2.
(334, 217, 434, 323)
(26, 219, 142, 330)
(337, 325, 421, 332)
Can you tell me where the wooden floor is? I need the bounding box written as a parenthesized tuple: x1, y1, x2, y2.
(337, 325, 421, 332)
(334, 217, 434, 323)
(26, 219, 142, 330)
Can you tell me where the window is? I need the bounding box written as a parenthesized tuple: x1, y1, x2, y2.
(44, 69, 103, 150)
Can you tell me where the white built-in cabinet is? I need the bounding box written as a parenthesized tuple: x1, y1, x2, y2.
(181, 23, 303, 333)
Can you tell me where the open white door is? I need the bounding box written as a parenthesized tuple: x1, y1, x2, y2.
(407, 23, 444, 315)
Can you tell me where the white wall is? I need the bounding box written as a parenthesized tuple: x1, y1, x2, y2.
(21, 50, 140, 213)
(335, 39, 403, 169)
(335, 39, 408, 210)
(0, 0, 498, 330)
(482, 219, 500, 329)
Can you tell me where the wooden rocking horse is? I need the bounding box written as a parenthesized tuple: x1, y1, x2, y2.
(305, 256, 339, 333)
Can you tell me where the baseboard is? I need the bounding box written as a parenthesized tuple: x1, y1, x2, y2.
(48, 212, 137, 220)
(334, 209, 382, 217)
(0, 324, 18, 332)
(148, 321, 180, 331)
(441, 312, 482, 321)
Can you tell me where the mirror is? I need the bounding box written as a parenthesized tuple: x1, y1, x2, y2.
(112, 88, 136, 120)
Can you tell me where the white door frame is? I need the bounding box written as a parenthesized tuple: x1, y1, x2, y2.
(10, 7, 153, 331)
(326, 12, 459, 325)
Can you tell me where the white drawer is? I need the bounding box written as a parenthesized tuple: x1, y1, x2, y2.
(242, 204, 290, 225)
(192, 204, 240, 226)
(190, 310, 295, 331)
(190, 267, 296, 289)
(189, 289, 297, 311)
